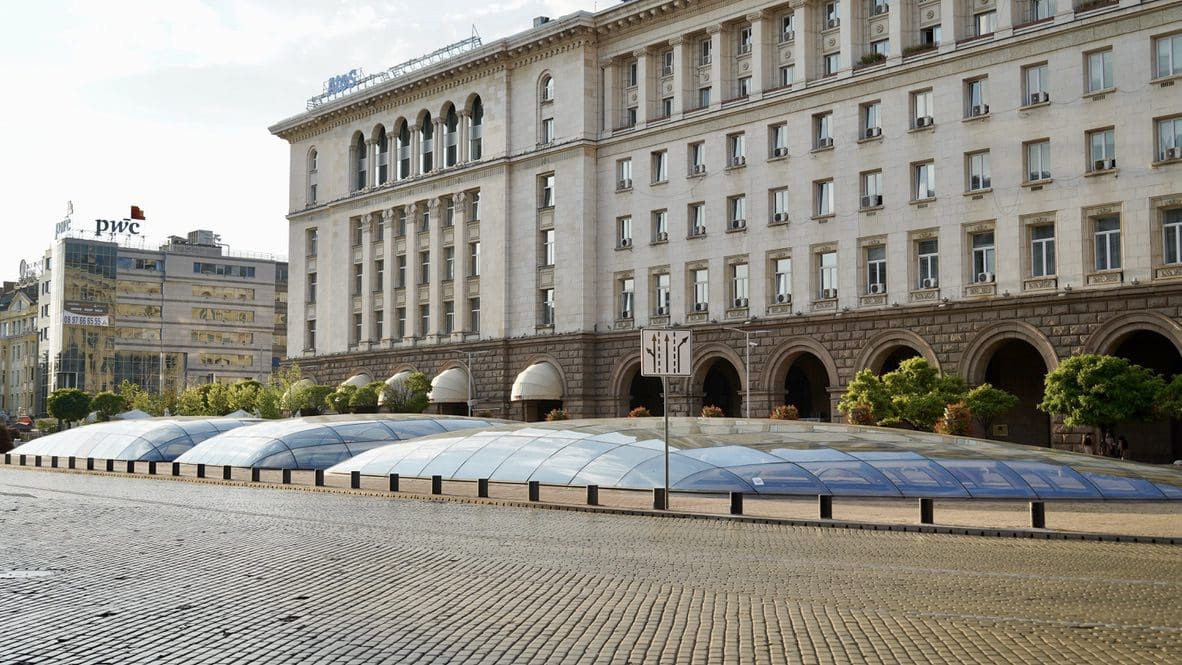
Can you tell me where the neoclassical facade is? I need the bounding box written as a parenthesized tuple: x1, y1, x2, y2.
(271, 0, 1182, 461)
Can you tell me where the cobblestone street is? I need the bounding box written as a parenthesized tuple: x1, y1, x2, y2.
(1, 468, 1180, 664)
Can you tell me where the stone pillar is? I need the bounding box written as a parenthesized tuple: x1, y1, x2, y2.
(747, 10, 767, 96)
(381, 208, 396, 347)
(706, 24, 722, 110)
(365, 139, 378, 189)
(940, 0, 964, 50)
(405, 201, 422, 340)
(669, 37, 687, 116)
(887, 0, 905, 66)
(601, 58, 617, 133)
(433, 118, 445, 170)
(453, 192, 470, 334)
(838, 0, 854, 74)
(428, 197, 444, 342)
(792, 2, 814, 85)
(458, 110, 470, 163)
(409, 124, 421, 177)
(359, 213, 374, 348)
(995, 0, 1014, 39)
(633, 48, 649, 126)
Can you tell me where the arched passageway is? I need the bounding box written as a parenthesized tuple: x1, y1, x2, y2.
(701, 359, 741, 417)
(879, 346, 921, 375)
(784, 354, 831, 421)
(1110, 330, 1182, 462)
(628, 371, 664, 416)
(983, 340, 1050, 447)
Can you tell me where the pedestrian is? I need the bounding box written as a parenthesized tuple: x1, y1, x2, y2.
(1103, 431, 1117, 457)
(1118, 435, 1128, 460)
(1082, 432, 1094, 455)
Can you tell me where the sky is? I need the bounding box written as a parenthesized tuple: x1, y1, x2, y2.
(0, 0, 596, 277)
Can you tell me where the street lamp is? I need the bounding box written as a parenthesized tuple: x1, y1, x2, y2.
(723, 325, 768, 419)
(457, 349, 492, 416)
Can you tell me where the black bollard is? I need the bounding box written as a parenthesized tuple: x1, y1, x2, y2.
(18, 455, 26, 466)
(312, 469, 323, 486)
(431, 475, 443, 495)
(34, 456, 42, 467)
(919, 498, 934, 525)
(528, 480, 540, 502)
(653, 487, 667, 510)
(196, 463, 206, 479)
(105, 459, 114, 473)
(126, 460, 135, 474)
(1030, 501, 1046, 529)
(281, 468, 292, 484)
(68, 456, 76, 470)
(51, 456, 58, 468)
(388, 473, 399, 492)
(350, 471, 360, 489)
(729, 492, 744, 515)
(586, 484, 599, 506)
(148, 461, 157, 475)
(477, 478, 489, 498)
(819, 494, 833, 519)
(171, 461, 180, 476)
(222, 465, 232, 481)
(87, 458, 95, 471)
(251, 467, 260, 482)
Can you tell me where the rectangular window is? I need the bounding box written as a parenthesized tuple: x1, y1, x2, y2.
(771, 188, 790, 221)
(618, 216, 633, 247)
(815, 180, 834, 216)
(861, 171, 883, 208)
(396, 255, 407, 288)
(728, 133, 746, 166)
(824, 53, 840, 76)
(1157, 33, 1182, 78)
(396, 307, 406, 338)
(698, 86, 711, 108)
(692, 268, 709, 310)
(626, 60, 639, 87)
(662, 49, 674, 76)
(660, 96, 673, 117)
(374, 259, 384, 291)
(920, 25, 941, 47)
(541, 117, 555, 144)
(620, 278, 635, 319)
(443, 301, 454, 334)
(542, 229, 556, 266)
(541, 288, 556, 325)
(351, 218, 364, 246)
(731, 263, 749, 306)
(917, 239, 939, 288)
(1095, 216, 1122, 271)
(819, 251, 838, 298)
(699, 38, 712, 65)
(469, 191, 481, 222)
(1164, 209, 1182, 264)
(1024, 63, 1050, 104)
(653, 210, 669, 241)
(1031, 225, 1056, 277)
(967, 151, 991, 191)
(469, 298, 480, 334)
(870, 39, 889, 57)
(419, 206, 430, 233)
(1027, 140, 1051, 181)
(397, 207, 407, 236)
(965, 78, 988, 116)
(419, 251, 430, 284)
(1087, 49, 1113, 92)
(689, 202, 706, 235)
(770, 123, 788, 156)
(689, 141, 706, 174)
(468, 241, 481, 277)
(1030, 0, 1054, 21)
(1088, 128, 1116, 170)
(419, 304, 430, 336)
(652, 150, 668, 182)
(912, 89, 934, 128)
(539, 173, 555, 208)
(352, 263, 363, 295)
(306, 229, 318, 257)
(781, 14, 795, 41)
(352, 313, 362, 345)
(625, 107, 638, 127)
(914, 161, 936, 200)
(780, 64, 795, 87)
(617, 158, 633, 189)
(736, 76, 752, 97)
(374, 309, 384, 340)
(814, 112, 833, 148)
(306, 272, 317, 303)
(443, 197, 455, 228)
(444, 247, 455, 281)
(861, 101, 881, 138)
(870, 0, 889, 14)
(306, 319, 316, 350)
(728, 196, 746, 229)
(655, 273, 671, 314)
(975, 10, 996, 36)
(1157, 117, 1182, 161)
(773, 258, 792, 303)
(972, 231, 996, 280)
(825, 1, 840, 26)
(738, 26, 753, 54)
(866, 246, 886, 293)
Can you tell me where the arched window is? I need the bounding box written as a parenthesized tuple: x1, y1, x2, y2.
(541, 75, 554, 102)
(307, 149, 319, 205)
(396, 121, 411, 180)
(420, 112, 434, 174)
(352, 133, 367, 192)
(468, 97, 483, 161)
(376, 127, 389, 185)
(444, 106, 459, 168)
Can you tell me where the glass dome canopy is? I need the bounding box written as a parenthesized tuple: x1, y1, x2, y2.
(327, 418, 1182, 501)
(14, 417, 257, 461)
(174, 414, 500, 470)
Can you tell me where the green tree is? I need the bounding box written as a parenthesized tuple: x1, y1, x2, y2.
(1154, 374, 1182, 421)
(90, 391, 128, 422)
(963, 383, 1019, 433)
(47, 388, 91, 428)
(1039, 354, 1164, 433)
(283, 381, 331, 416)
(380, 372, 431, 414)
(254, 387, 282, 419)
(348, 382, 383, 414)
(176, 385, 210, 416)
(325, 384, 358, 413)
(227, 381, 262, 413)
(837, 370, 892, 424)
(838, 358, 983, 431)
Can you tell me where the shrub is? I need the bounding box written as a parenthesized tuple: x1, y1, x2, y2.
(349, 382, 383, 413)
(769, 404, 799, 420)
(845, 403, 876, 426)
(700, 405, 724, 418)
(325, 385, 358, 414)
(935, 401, 972, 436)
(35, 419, 59, 434)
(544, 408, 569, 421)
(628, 406, 652, 418)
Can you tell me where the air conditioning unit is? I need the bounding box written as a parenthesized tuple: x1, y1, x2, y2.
(773, 147, 789, 157)
(869, 283, 884, 294)
(922, 278, 938, 289)
(662, 65, 673, 76)
(977, 272, 995, 283)
(772, 212, 788, 222)
(620, 310, 633, 319)
(693, 225, 707, 236)
(1104, 159, 1117, 170)
(970, 104, 989, 117)
(817, 137, 834, 149)
(861, 195, 883, 209)
(822, 288, 838, 299)
(827, 18, 840, 29)
(730, 219, 747, 230)
(656, 306, 669, 315)
(737, 43, 752, 55)
(915, 116, 933, 128)
(618, 178, 632, 190)
(864, 127, 882, 139)
(694, 302, 708, 312)
(656, 231, 669, 241)
(776, 293, 791, 304)
(731, 156, 746, 167)
(1093, 159, 1117, 171)
(782, 30, 795, 42)
(873, 3, 888, 15)
(619, 238, 632, 248)
(693, 164, 707, 175)
(733, 297, 748, 308)
(1163, 147, 1182, 160)
(1029, 91, 1049, 105)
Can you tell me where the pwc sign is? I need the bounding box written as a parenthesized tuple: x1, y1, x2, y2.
(94, 205, 147, 237)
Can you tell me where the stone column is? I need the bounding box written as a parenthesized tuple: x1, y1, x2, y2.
(706, 24, 722, 110)
(365, 139, 378, 189)
(601, 58, 617, 133)
(381, 208, 396, 347)
(359, 213, 374, 348)
(453, 191, 469, 335)
(433, 118, 445, 170)
(838, 0, 854, 75)
(428, 197, 444, 341)
(458, 110, 470, 163)
(747, 10, 767, 96)
(404, 201, 421, 341)
(791, 1, 813, 86)
(887, 0, 904, 66)
(409, 124, 421, 177)
(669, 36, 687, 116)
(633, 48, 649, 126)
(940, 0, 965, 51)
(994, 0, 1014, 39)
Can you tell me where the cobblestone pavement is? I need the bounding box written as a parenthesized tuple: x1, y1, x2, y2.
(1, 468, 1180, 664)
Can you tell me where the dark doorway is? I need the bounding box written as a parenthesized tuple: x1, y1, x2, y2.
(984, 340, 1049, 446)
(523, 399, 563, 422)
(784, 353, 831, 420)
(701, 359, 741, 417)
(628, 372, 664, 416)
(879, 346, 921, 375)
(437, 402, 467, 416)
(1111, 330, 1182, 462)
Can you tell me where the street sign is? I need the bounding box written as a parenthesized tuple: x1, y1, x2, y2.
(641, 329, 692, 376)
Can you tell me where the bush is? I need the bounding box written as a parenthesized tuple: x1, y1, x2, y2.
(628, 406, 652, 418)
(379, 371, 431, 414)
(544, 408, 569, 421)
(349, 382, 383, 413)
(35, 419, 59, 434)
(90, 391, 128, 421)
(769, 404, 799, 420)
(845, 403, 876, 426)
(48, 388, 91, 427)
(325, 385, 358, 414)
(935, 401, 972, 436)
(700, 405, 724, 418)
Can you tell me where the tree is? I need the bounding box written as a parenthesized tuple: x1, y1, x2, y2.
(963, 383, 1019, 434)
(380, 371, 431, 414)
(176, 386, 210, 416)
(284, 383, 332, 416)
(325, 384, 357, 414)
(90, 391, 127, 422)
(47, 388, 91, 428)
(349, 382, 383, 414)
(1154, 374, 1182, 421)
(838, 358, 968, 431)
(1039, 354, 1164, 433)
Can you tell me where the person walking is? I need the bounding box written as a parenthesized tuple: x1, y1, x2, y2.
(1103, 431, 1117, 457)
(1118, 435, 1129, 460)
(1082, 432, 1094, 455)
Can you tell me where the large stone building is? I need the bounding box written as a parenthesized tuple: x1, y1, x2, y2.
(37, 230, 288, 401)
(270, 0, 1182, 461)
(0, 282, 40, 417)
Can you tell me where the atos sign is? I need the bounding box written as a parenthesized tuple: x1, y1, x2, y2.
(95, 218, 141, 236)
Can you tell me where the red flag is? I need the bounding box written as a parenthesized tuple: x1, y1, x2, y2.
(130, 205, 146, 220)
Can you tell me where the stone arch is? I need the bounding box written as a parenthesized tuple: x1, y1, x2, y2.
(960, 321, 1059, 384)
(690, 343, 747, 417)
(761, 336, 840, 393)
(368, 122, 388, 142)
(414, 108, 433, 128)
(853, 329, 939, 375)
(463, 93, 483, 116)
(762, 337, 839, 421)
(1084, 311, 1182, 357)
(609, 353, 661, 417)
(514, 353, 568, 393)
(690, 343, 748, 391)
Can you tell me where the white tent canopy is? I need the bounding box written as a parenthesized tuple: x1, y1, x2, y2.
(377, 370, 414, 406)
(428, 367, 469, 403)
(341, 372, 374, 388)
(510, 362, 564, 402)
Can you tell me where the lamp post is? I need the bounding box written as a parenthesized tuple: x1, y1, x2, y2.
(723, 325, 768, 419)
(458, 349, 492, 416)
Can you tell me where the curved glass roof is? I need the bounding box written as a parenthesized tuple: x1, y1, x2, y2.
(327, 418, 1182, 501)
(14, 418, 256, 461)
(174, 414, 501, 470)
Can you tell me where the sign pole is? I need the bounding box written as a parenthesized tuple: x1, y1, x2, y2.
(642, 328, 691, 512)
(663, 375, 670, 508)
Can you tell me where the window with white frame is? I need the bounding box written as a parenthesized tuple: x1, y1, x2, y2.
(394, 308, 405, 338)
(1094, 216, 1121, 271)
(862, 101, 881, 138)
(625, 106, 638, 127)
(920, 25, 941, 47)
(965, 78, 989, 116)
(444, 108, 459, 168)
(912, 89, 934, 128)
(1027, 140, 1051, 181)
(1164, 209, 1182, 264)
(306, 228, 318, 257)
(652, 150, 668, 182)
(975, 10, 996, 36)
(967, 151, 991, 191)
(692, 268, 709, 310)
(352, 134, 367, 192)
(541, 74, 554, 102)
(728, 133, 746, 166)
(738, 26, 753, 54)
(773, 258, 792, 303)
(418, 206, 430, 233)
(352, 313, 362, 345)
(814, 112, 833, 148)
(1030, 0, 1054, 21)
(770, 123, 788, 157)
(306, 319, 316, 350)
(861, 171, 883, 208)
(541, 288, 555, 325)
(728, 195, 746, 229)
(655, 273, 671, 314)
(780, 64, 795, 87)
(618, 216, 633, 247)
(542, 228, 556, 266)
(1024, 63, 1050, 105)
(689, 141, 706, 174)
(419, 304, 429, 336)
(539, 173, 555, 208)
(351, 218, 364, 246)
(737, 76, 752, 97)
(689, 202, 706, 235)
(771, 188, 790, 222)
(1157, 33, 1182, 78)
(468, 241, 480, 277)
(1087, 49, 1113, 92)
(620, 278, 635, 319)
(617, 158, 633, 189)
(419, 116, 433, 173)
(825, 1, 840, 26)
(469, 191, 480, 221)
(306, 271, 317, 303)
(626, 60, 639, 87)
(818, 251, 838, 298)
(699, 37, 712, 65)
(653, 210, 668, 241)
(661, 49, 674, 76)
(469, 98, 484, 160)
(541, 117, 555, 144)
(698, 86, 711, 109)
(307, 150, 318, 204)
(444, 197, 455, 227)
(396, 123, 411, 179)
(469, 297, 480, 334)
(917, 239, 939, 288)
(972, 231, 996, 280)
(824, 53, 840, 76)
(1088, 128, 1116, 171)
(870, 0, 888, 15)
(660, 96, 673, 117)
(419, 251, 430, 284)
(374, 309, 384, 340)
(444, 247, 455, 281)
(374, 259, 384, 290)
(732, 263, 749, 306)
(781, 14, 795, 41)
(1031, 225, 1056, 277)
(914, 161, 936, 200)
(1157, 116, 1182, 161)
(816, 180, 834, 216)
(866, 246, 886, 293)
(443, 301, 454, 334)
(396, 255, 406, 288)
(396, 207, 407, 236)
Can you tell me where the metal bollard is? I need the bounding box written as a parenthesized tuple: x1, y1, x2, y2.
(171, 461, 180, 476)
(729, 492, 744, 515)
(251, 467, 260, 483)
(281, 469, 292, 484)
(431, 475, 442, 495)
(1030, 501, 1046, 529)
(919, 497, 934, 525)
(105, 459, 114, 473)
(126, 460, 135, 474)
(18, 455, 26, 466)
(148, 461, 157, 475)
(477, 478, 489, 498)
(586, 484, 599, 506)
(350, 471, 360, 489)
(222, 465, 233, 481)
(652, 487, 667, 510)
(388, 473, 399, 492)
(87, 458, 95, 471)
(3, 453, 10, 465)
(68, 456, 76, 470)
(51, 456, 59, 468)
(528, 480, 540, 502)
(196, 464, 206, 479)
(819, 494, 833, 519)
(34, 456, 42, 467)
